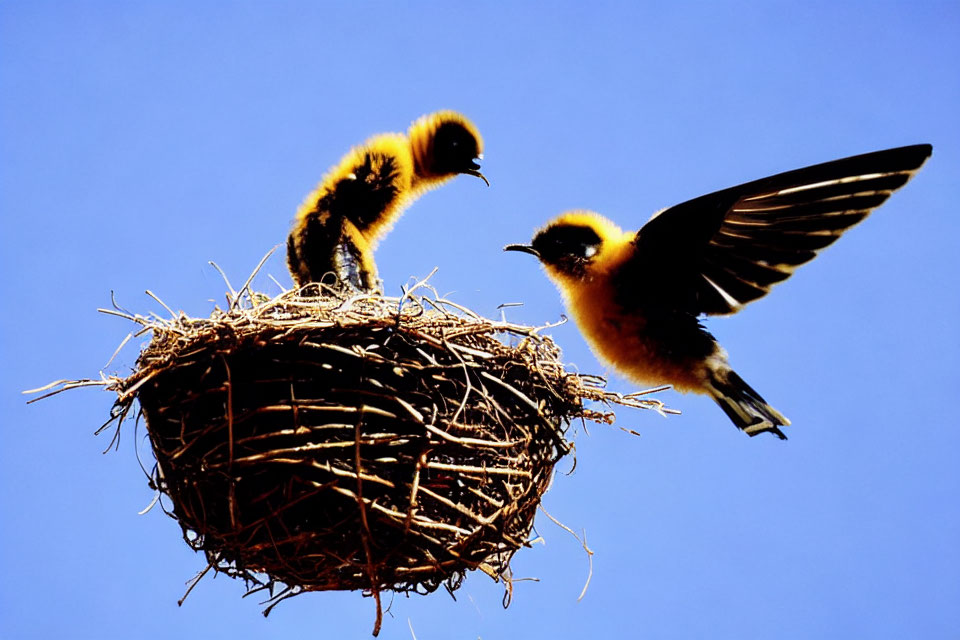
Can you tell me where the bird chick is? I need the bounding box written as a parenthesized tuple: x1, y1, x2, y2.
(287, 111, 487, 293)
(506, 144, 932, 438)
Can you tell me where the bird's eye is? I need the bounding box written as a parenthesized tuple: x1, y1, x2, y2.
(532, 225, 604, 269)
(431, 122, 480, 174)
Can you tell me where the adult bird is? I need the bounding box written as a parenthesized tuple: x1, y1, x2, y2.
(505, 144, 932, 438)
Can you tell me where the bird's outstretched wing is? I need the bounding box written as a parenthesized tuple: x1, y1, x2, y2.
(622, 144, 932, 315)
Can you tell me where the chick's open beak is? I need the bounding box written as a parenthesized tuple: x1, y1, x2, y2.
(503, 244, 540, 257)
(464, 161, 490, 186)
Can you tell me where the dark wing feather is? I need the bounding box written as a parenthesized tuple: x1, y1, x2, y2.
(622, 144, 932, 315)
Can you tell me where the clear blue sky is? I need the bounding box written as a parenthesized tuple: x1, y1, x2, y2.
(2, 3, 958, 638)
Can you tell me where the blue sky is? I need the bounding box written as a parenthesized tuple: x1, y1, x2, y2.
(2, 2, 958, 638)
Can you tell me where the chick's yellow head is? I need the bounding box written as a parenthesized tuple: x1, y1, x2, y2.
(408, 111, 487, 184)
(505, 211, 627, 282)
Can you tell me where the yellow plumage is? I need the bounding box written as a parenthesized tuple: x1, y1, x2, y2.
(286, 111, 486, 292)
(536, 211, 711, 392)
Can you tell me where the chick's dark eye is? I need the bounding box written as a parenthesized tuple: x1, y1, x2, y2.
(431, 121, 479, 173)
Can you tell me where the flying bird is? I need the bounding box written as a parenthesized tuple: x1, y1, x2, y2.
(505, 144, 932, 438)
(287, 111, 487, 293)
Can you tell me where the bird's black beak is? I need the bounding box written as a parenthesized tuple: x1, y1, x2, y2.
(463, 155, 489, 186)
(503, 243, 540, 257)
(464, 169, 490, 186)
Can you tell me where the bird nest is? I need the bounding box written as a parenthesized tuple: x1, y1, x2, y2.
(30, 282, 671, 635)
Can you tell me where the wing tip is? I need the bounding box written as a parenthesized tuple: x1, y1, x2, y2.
(900, 142, 933, 164)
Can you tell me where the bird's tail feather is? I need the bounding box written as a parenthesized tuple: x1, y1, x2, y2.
(705, 367, 790, 439)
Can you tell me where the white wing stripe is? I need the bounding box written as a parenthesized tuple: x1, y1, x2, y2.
(740, 170, 909, 201)
(702, 274, 744, 310)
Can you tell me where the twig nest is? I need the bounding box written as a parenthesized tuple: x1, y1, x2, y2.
(33, 286, 670, 631)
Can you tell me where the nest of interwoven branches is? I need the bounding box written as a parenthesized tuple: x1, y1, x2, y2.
(30, 279, 673, 635)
